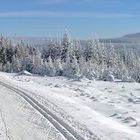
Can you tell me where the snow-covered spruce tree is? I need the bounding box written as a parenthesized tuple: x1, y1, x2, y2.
(5, 40, 14, 64)
(53, 57, 63, 76)
(129, 54, 140, 82)
(81, 38, 97, 78)
(47, 39, 56, 61)
(53, 40, 62, 60)
(11, 55, 21, 72)
(105, 43, 117, 68)
(103, 43, 121, 79)
(118, 46, 138, 82)
(41, 46, 50, 62)
(19, 43, 34, 73)
(73, 40, 82, 61)
(79, 56, 96, 79)
(61, 32, 72, 62)
(5, 46, 19, 73)
(84, 39, 95, 61)
(46, 56, 56, 76)
(121, 45, 135, 72)
(41, 39, 61, 62)
(32, 49, 43, 75)
(62, 53, 79, 77)
(86, 38, 106, 79)
(0, 37, 10, 71)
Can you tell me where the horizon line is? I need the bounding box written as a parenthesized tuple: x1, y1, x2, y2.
(0, 11, 137, 18)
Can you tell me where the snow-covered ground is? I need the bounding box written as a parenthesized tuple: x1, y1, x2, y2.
(0, 72, 140, 140)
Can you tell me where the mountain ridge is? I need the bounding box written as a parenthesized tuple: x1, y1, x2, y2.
(123, 32, 140, 38)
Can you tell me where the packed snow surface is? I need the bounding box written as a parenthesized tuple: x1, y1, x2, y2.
(0, 72, 140, 140)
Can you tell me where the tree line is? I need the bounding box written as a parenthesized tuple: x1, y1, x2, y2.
(0, 33, 140, 82)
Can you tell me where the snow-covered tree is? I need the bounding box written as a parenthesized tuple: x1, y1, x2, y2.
(0, 33, 139, 82)
(61, 32, 72, 62)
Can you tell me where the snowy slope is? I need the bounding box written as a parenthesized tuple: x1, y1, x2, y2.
(0, 72, 140, 140)
(0, 77, 66, 140)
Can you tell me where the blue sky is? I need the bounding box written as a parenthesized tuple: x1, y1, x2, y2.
(0, 0, 140, 39)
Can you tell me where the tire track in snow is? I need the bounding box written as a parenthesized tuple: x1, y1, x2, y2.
(0, 81, 96, 140)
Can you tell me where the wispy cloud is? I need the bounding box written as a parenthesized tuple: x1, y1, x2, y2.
(38, 0, 66, 4)
(0, 11, 137, 18)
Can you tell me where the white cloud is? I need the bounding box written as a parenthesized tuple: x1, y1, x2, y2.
(0, 11, 137, 18)
(38, 0, 65, 4)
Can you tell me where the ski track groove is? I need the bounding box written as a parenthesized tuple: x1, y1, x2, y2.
(0, 81, 98, 140)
